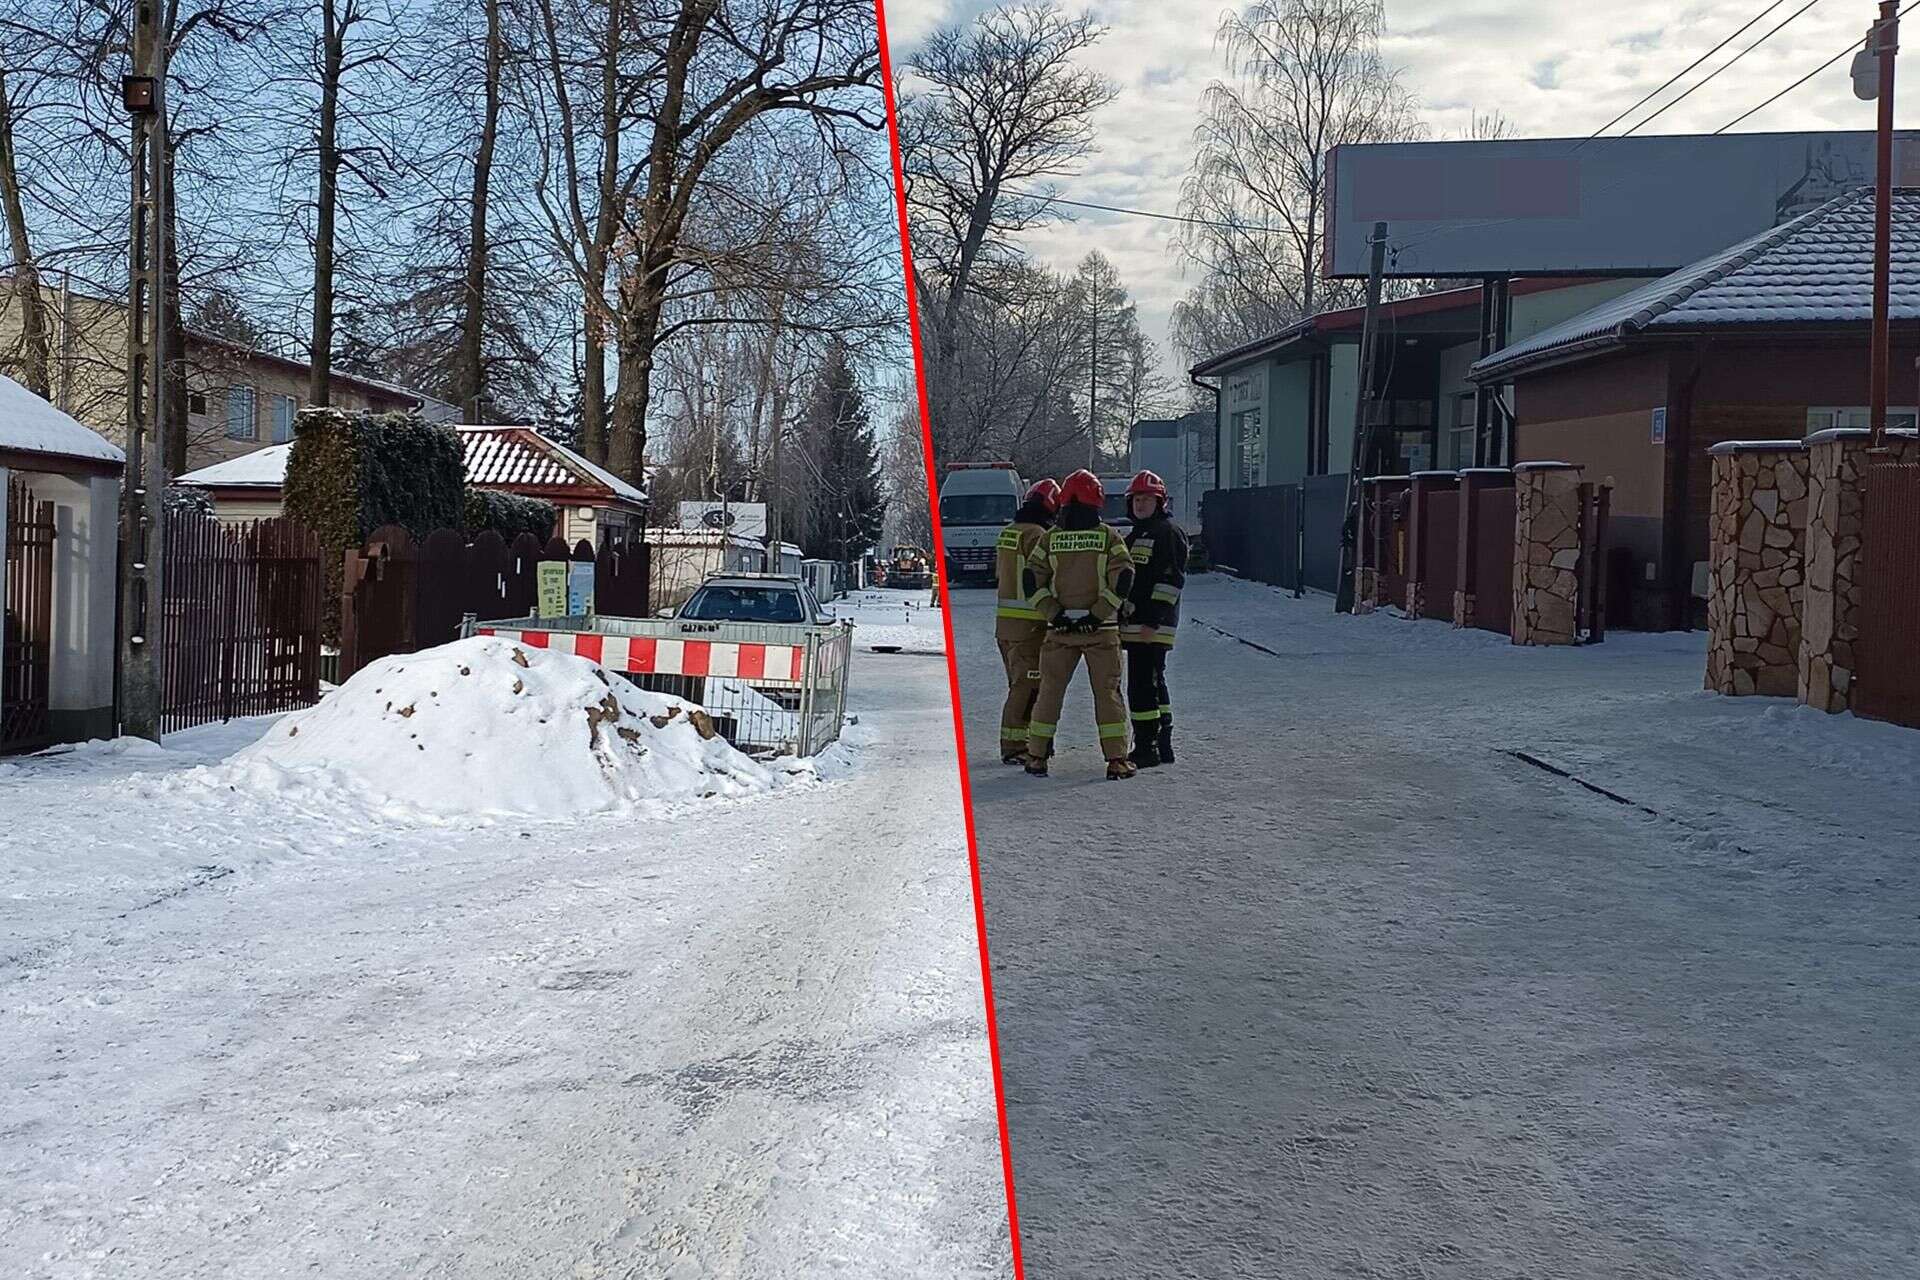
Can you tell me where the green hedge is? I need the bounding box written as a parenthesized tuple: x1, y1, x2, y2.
(463, 488, 555, 542)
(284, 407, 465, 640)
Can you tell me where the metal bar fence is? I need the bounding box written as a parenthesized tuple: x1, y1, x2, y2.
(160, 513, 324, 734)
(2, 478, 56, 752)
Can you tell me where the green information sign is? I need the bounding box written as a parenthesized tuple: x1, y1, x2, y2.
(536, 561, 568, 617)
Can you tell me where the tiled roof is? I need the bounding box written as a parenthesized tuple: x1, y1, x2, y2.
(1473, 187, 1920, 381)
(457, 426, 648, 505)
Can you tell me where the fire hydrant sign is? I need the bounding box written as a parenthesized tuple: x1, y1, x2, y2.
(537, 561, 568, 617)
(567, 561, 596, 616)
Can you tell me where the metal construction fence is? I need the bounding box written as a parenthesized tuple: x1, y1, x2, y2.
(464, 613, 854, 757)
(160, 513, 325, 734)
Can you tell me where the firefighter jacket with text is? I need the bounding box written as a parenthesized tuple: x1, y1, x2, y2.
(1122, 512, 1188, 646)
(1027, 512, 1133, 628)
(994, 520, 1051, 621)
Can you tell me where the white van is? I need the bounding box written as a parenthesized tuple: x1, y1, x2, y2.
(937, 463, 1025, 585)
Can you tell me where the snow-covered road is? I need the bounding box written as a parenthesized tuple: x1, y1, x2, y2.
(954, 575, 1920, 1279)
(3, 593, 1010, 1279)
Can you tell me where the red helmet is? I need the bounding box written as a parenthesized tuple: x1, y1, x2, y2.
(1127, 470, 1168, 500)
(1025, 478, 1062, 513)
(1060, 469, 1105, 509)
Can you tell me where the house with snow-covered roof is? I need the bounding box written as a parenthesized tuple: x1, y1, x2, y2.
(1, 372, 123, 751)
(178, 424, 650, 548)
(1471, 186, 1920, 631)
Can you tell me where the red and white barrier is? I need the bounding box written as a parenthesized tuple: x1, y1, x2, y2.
(476, 626, 805, 682)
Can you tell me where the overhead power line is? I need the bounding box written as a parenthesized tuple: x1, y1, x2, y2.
(1585, 0, 1795, 141)
(1623, 0, 1826, 136)
(1717, 0, 1920, 133)
(1001, 186, 1280, 234)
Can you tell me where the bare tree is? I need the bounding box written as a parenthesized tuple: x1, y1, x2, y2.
(0, 59, 53, 396)
(898, 1, 1114, 424)
(1171, 0, 1420, 366)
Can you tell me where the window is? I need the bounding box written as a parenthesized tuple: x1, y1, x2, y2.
(225, 385, 256, 440)
(939, 494, 1016, 526)
(1447, 394, 1476, 470)
(188, 391, 208, 416)
(1231, 407, 1264, 488)
(271, 393, 298, 444)
(1807, 406, 1919, 431)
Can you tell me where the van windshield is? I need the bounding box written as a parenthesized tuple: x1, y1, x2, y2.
(940, 494, 1016, 526)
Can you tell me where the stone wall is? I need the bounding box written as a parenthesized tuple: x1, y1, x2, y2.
(1704, 442, 1807, 697)
(1799, 428, 1920, 712)
(1510, 462, 1584, 646)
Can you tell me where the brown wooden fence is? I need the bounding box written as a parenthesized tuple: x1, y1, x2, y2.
(1467, 483, 1516, 633)
(3, 477, 56, 752)
(340, 527, 650, 679)
(1855, 463, 1920, 728)
(160, 513, 326, 734)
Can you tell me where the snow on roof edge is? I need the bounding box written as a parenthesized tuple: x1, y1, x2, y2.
(0, 372, 125, 465)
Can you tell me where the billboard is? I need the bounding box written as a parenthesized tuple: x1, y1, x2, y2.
(1324, 131, 1920, 279)
(677, 500, 767, 540)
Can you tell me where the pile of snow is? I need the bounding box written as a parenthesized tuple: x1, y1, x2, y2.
(219, 636, 776, 820)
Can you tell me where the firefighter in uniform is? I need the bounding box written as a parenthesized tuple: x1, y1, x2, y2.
(1120, 470, 1188, 769)
(1023, 470, 1137, 780)
(994, 478, 1061, 763)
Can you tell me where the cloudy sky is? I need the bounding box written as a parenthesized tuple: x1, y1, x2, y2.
(883, 0, 1917, 377)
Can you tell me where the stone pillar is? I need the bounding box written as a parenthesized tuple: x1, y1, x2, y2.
(1403, 471, 1458, 617)
(1453, 468, 1512, 628)
(1799, 427, 1920, 711)
(1704, 442, 1807, 697)
(1511, 462, 1583, 646)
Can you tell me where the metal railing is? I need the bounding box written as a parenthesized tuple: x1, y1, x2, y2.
(461, 612, 855, 757)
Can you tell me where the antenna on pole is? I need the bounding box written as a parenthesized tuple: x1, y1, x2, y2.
(116, 0, 169, 740)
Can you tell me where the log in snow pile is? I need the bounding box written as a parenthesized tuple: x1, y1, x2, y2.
(230, 636, 777, 819)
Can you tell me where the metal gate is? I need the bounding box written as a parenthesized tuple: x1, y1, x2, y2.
(2, 477, 56, 752)
(161, 513, 325, 733)
(1856, 463, 1920, 728)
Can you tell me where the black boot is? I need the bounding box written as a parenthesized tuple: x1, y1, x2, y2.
(1001, 744, 1027, 765)
(1128, 729, 1161, 769)
(1157, 715, 1175, 764)
(1024, 754, 1049, 777)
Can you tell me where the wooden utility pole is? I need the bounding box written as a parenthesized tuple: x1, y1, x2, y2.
(1334, 221, 1388, 615)
(117, 0, 169, 739)
(1868, 0, 1900, 449)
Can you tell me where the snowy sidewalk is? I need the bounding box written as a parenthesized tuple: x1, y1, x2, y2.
(1, 623, 1010, 1278)
(955, 575, 1920, 1280)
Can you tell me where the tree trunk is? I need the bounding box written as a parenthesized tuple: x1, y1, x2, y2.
(309, 0, 344, 407)
(607, 288, 660, 484)
(0, 66, 52, 399)
(578, 0, 621, 463)
(454, 0, 503, 420)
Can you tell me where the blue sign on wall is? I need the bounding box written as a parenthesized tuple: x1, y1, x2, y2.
(567, 561, 596, 616)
